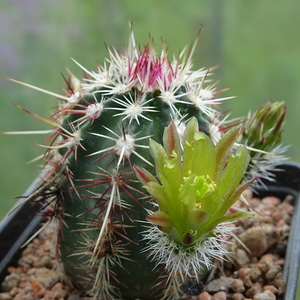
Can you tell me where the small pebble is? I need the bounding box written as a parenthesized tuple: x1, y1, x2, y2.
(281, 224, 290, 234)
(33, 267, 59, 289)
(275, 258, 285, 266)
(12, 285, 34, 300)
(262, 196, 280, 207)
(231, 279, 245, 293)
(257, 255, 275, 272)
(21, 246, 37, 257)
(17, 255, 34, 267)
(8, 286, 19, 296)
(245, 282, 263, 298)
(264, 225, 280, 248)
(253, 290, 276, 300)
(237, 268, 251, 280)
(212, 291, 227, 300)
(258, 254, 276, 265)
(263, 285, 278, 295)
(198, 291, 212, 300)
(249, 197, 261, 208)
(0, 293, 12, 300)
(241, 274, 252, 288)
(272, 273, 285, 294)
(235, 249, 250, 268)
(232, 293, 245, 300)
(248, 267, 262, 282)
(238, 227, 268, 257)
(52, 282, 69, 298)
(206, 278, 234, 293)
(33, 254, 53, 268)
(265, 265, 281, 280)
(278, 201, 293, 215)
(1, 273, 20, 292)
(271, 210, 282, 222)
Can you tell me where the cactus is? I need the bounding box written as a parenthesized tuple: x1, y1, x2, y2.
(3, 28, 287, 299)
(239, 100, 288, 187)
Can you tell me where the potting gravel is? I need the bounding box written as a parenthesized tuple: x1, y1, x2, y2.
(0, 191, 292, 300)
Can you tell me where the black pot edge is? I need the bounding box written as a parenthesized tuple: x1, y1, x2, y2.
(0, 162, 300, 299)
(0, 176, 44, 284)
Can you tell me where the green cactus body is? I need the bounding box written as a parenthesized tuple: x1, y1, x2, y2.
(3, 29, 287, 300)
(57, 91, 209, 298)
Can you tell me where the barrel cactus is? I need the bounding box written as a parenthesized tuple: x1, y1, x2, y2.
(3, 28, 287, 299)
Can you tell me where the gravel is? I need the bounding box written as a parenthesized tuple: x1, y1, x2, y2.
(0, 193, 293, 299)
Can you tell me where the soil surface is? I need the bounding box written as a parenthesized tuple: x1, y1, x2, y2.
(0, 191, 293, 300)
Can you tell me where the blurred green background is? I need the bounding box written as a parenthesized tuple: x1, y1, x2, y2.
(1, 0, 300, 221)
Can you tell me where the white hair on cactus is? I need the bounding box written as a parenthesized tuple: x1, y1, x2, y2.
(142, 222, 234, 283)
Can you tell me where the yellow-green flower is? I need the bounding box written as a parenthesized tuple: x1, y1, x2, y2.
(134, 118, 254, 279)
(135, 118, 253, 245)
